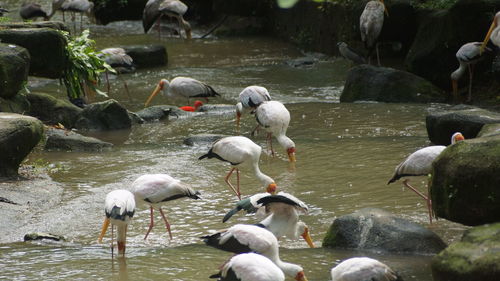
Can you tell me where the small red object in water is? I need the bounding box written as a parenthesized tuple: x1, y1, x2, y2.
(179, 100, 203, 112)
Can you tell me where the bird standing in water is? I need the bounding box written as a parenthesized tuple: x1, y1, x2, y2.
(145, 77, 219, 107)
(360, 0, 388, 65)
(143, 0, 192, 39)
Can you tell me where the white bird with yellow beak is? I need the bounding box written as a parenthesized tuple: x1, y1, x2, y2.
(144, 76, 220, 107)
(235, 85, 272, 127)
(98, 189, 136, 257)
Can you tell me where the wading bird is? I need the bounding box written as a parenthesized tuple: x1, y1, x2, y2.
(337, 42, 366, 65)
(387, 132, 464, 223)
(98, 189, 136, 257)
(143, 0, 192, 39)
(198, 136, 277, 200)
(179, 100, 203, 111)
(223, 192, 315, 248)
(481, 11, 500, 52)
(99, 47, 134, 95)
(254, 101, 296, 162)
(202, 224, 308, 281)
(451, 42, 491, 103)
(235, 85, 272, 127)
(209, 253, 285, 281)
(144, 77, 220, 107)
(20, 3, 49, 21)
(330, 257, 402, 281)
(360, 0, 388, 66)
(59, 0, 94, 32)
(131, 174, 201, 240)
(48, 0, 65, 20)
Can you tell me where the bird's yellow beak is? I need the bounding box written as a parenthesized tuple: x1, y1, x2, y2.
(266, 183, 277, 194)
(295, 271, 308, 281)
(481, 18, 497, 54)
(98, 217, 110, 243)
(144, 82, 162, 107)
(301, 226, 315, 248)
(454, 133, 465, 142)
(380, 0, 389, 17)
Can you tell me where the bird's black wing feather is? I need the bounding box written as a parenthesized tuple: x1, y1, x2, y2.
(257, 195, 300, 207)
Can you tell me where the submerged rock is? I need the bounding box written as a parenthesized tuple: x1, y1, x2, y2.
(431, 136, 500, 226)
(340, 65, 445, 103)
(26, 93, 82, 128)
(74, 99, 131, 130)
(0, 113, 44, 178)
(426, 107, 500, 145)
(0, 93, 31, 114)
(431, 223, 500, 281)
(44, 127, 113, 152)
(121, 44, 167, 68)
(197, 104, 236, 115)
(24, 232, 65, 242)
(0, 43, 30, 99)
(183, 134, 229, 146)
(135, 105, 190, 122)
(322, 208, 447, 254)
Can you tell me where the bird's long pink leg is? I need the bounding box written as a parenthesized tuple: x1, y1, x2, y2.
(251, 125, 260, 137)
(111, 224, 115, 259)
(144, 206, 155, 240)
(236, 168, 241, 199)
(403, 179, 433, 224)
(224, 167, 241, 200)
(159, 207, 173, 240)
(267, 133, 275, 156)
(467, 64, 474, 102)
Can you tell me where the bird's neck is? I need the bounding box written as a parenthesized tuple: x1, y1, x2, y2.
(276, 135, 293, 150)
(251, 162, 273, 187)
(451, 62, 467, 81)
(274, 259, 302, 279)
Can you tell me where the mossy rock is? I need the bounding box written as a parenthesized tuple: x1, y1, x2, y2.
(74, 99, 132, 130)
(340, 64, 445, 103)
(0, 93, 30, 114)
(431, 136, 500, 226)
(0, 113, 44, 178)
(0, 43, 30, 99)
(431, 223, 500, 281)
(0, 28, 67, 79)
(426, 107, 500, 145)
(477, 123, 500, 138)
(121, 44, 167, 68)
(26, 92, 82, 128)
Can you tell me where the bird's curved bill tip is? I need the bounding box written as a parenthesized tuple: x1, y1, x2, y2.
(266, 183, 277, 194)
(288, 152, 296, 162)
(98, 218, 110, 243)
(481, 20, 496, 54)
(144, 83, 161, 107)
(302, 228, 315, 248)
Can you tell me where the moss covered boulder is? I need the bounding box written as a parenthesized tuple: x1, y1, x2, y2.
(431, 223, 500, 281)
(322, 208, 447, 254)
(0, 94, 30, 114)
(477, 123, 500, 138)
(44, 128, 113, 152)
(26, 93, 82, 128)
(431, 136, 500, 226)
(74, 99, 131, 130)
(340, 65, 445, 103)
(0, 43, 30, 99)
(426, 107, 500, 145)
(0, 28, 67, 78)
(0, 113, 44, 178)
(121, 44, 167, 68)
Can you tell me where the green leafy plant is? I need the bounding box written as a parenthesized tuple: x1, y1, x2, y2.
(59, 29, 115, 103)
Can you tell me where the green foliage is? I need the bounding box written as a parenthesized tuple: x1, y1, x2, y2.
(59, 29, 115, 101)
(0, 16, 11, 23)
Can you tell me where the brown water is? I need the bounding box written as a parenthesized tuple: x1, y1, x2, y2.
(0, 5, 469, 281)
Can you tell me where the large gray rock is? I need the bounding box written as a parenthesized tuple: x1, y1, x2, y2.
(322, 208, 447, 254)
(26, 93, 82, 128)
(0, 43, 30, 99)
(121, 44, 167, 68)
(135, 105, 188, 121)
(0, 28, 67, 78)
(0, 93, 31, 114)
(431, 136, 500, 226)
(477, 123, 500, 138)
(44, 127, 113, 152)
(74, 99, 132, 130)
(0, 113, 44, 177)
(431, 223, 500, 281)
(340, 65, 445, 103)
(0, 21, 68, 31)
(426, 107, 500, 145)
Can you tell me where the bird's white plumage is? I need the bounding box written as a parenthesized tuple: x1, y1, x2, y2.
(391, 145, 446, 177)
(255, 101, 295, 154)
(489, 12, 500, 47)
(219, 253, 285, 281)
(104, 189, 135, 225)
(237, 86, 272, 111)
(143, 0, 191, 39)
(161, 77, 217, 100)
(331, 257, 399, 281)
(360, 1, 385, 49)
(132, 173, 198, 207)
(159, 0, 187, 15)
(61, 0, 93, 13)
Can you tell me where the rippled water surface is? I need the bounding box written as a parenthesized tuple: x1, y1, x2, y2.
(0, 3, 469, 280)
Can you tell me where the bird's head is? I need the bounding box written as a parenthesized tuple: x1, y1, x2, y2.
(451, 132, 465, 144)
(481, 12, 500, 54)
(295, 271, 308, 281)
(194, 100, 204, 110)
(266, 182, 277, 194)
(144, 79, 169, 107)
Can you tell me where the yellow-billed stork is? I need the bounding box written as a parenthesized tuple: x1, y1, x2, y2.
(202, 224, 309, 281)
(360, 0, 388, 66)
(254, 101, 296, 162)
(210, 253, 285, 281)
(98, 189, 136, 256)
(144, 77, 220, 107)
(198, 136, 277, 200)
(331, 257, 402, 281)
(222, 192, 315, 248)
(387, 132, 464, 223)
(99, 47, 134, 95)
(143, 0, 192, 39)
(59, 0, 95, 31)
(481, 11, 500, 52)
(131, 174, 201, 240)
(20, 3, 49, 21)
(235, 85, 272, 127)
(451, 42, 491, 103)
